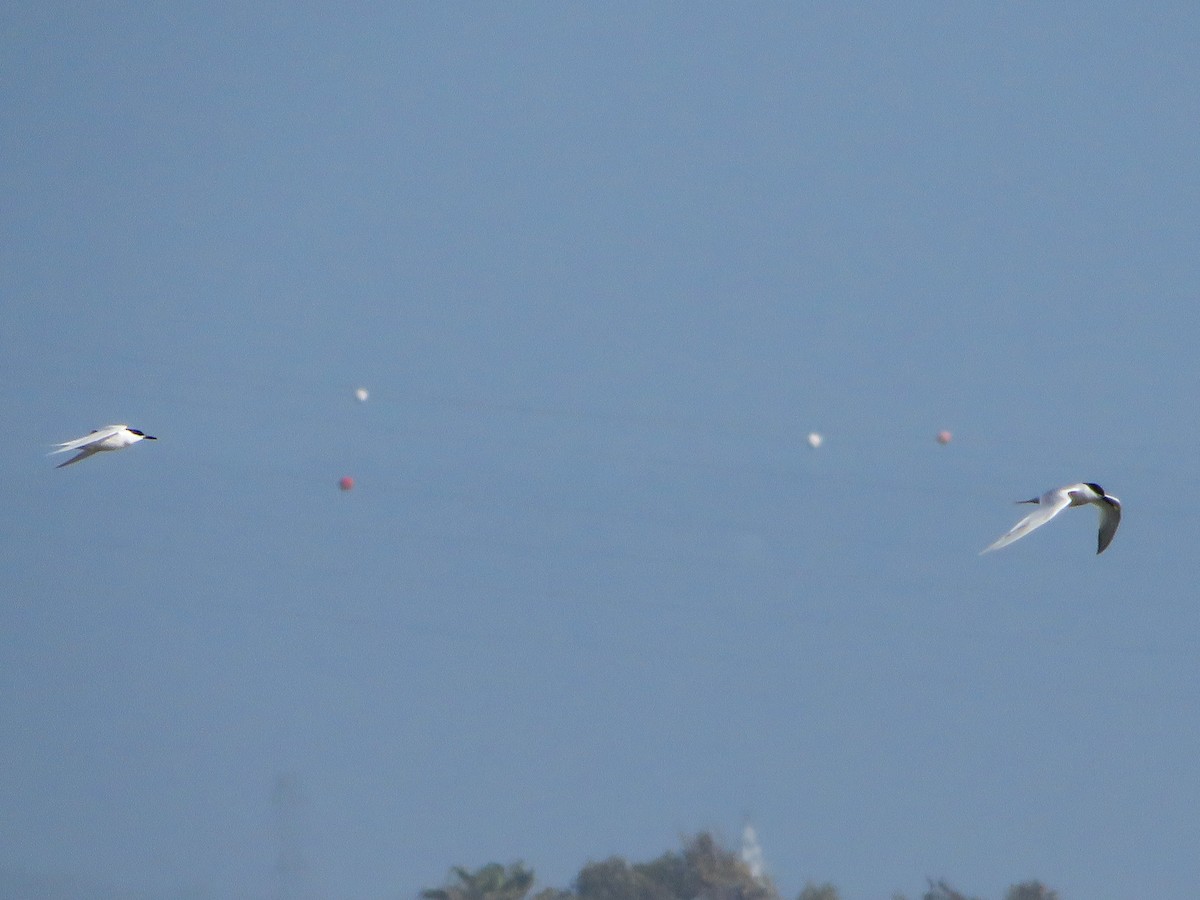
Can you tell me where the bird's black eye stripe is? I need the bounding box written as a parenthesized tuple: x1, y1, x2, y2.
(1085, 482, 1104, 495)
(128, 429, 144, 436)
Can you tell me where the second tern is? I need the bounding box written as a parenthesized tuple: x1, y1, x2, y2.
(981, 482, 1121, 555)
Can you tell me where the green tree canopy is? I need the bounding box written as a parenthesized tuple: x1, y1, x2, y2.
(575, 833, 778, 900)
(797, 883, 839, 900)
(417, 833, 1059, 900)
(1004, 882, 1058, 900)
(922, 879, 981, 900)
(422, 863, 537, 900)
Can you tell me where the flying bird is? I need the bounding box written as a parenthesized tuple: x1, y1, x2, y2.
(981, 482, 1121, 555)
(50, 425, 157, 468)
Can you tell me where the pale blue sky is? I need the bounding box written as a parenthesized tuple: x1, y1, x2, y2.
(3, 4, 1200, 899)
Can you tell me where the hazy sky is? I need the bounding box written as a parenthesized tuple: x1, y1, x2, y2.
(3, 4, 1200, 899)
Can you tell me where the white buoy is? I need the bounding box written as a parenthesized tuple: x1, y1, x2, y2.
(807, 432, 823, 449)
(355, 387, 369, 403)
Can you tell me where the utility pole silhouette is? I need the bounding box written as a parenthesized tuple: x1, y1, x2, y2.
(271, 773, 311, 900)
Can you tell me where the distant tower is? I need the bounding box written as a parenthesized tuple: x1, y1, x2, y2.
(740, 822, 766, 883)
(271, 773, 311, 900)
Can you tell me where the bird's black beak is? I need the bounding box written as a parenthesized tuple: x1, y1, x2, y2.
(144, 435, 158, 440)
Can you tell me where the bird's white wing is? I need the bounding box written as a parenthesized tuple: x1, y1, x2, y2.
(55, 447, 102, 468)
(49, 425, 122, 454)
(1096, 496, 1121, 554)
(980, 489, 1073, 554)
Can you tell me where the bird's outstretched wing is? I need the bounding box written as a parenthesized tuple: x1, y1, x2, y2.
(49, 425, 122, 455)
(1096, 496, 1121, 554)
(981, 490, 1073, 554)
(55, 447, 102, 468)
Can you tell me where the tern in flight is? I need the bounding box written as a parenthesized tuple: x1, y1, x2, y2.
(51, 425, 157, 468)
(982, 482, 1121, 555)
